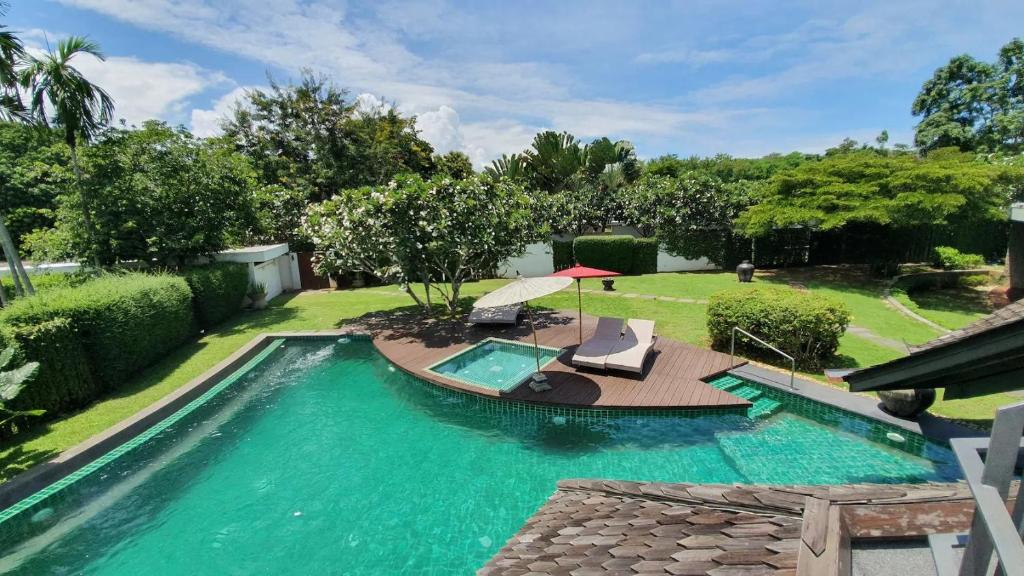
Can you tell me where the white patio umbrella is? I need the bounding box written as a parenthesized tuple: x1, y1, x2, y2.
(473, 276, 572, 391)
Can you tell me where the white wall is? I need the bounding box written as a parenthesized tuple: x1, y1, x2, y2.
(657, 252, 716, 272)
(253, 259, 284, 301)
(0, 262, 81, 277)
(498, 242, 554, 278)
(495, 239, 718, 278)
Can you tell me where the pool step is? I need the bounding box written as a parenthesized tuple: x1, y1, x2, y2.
(708, 375, 745, 391)
(709, 376, 782, 420)
(747, 398, 783, 420)
(730, 385, 762, 402)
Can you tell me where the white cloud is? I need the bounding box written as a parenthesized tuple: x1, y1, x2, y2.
(415, 105, 463, 155)
(354, 93, 388, 116)
(634, 48, 736, 66)
(190, 86, 255, 137)
(25, 35, 226, 127)
(51, 0, 1024, 163)
(53, 0, 731, 164)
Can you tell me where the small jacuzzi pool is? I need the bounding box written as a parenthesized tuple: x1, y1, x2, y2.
(426, 337, 563, 391)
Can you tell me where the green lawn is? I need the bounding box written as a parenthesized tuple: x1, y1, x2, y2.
(890, 287, 994, 331)
(0, 268, 1013, 482)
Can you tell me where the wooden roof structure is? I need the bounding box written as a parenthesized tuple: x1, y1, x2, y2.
(845, 299, 1024, 399)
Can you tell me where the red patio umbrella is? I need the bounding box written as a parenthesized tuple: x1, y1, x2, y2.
(550, 264, 622, 345)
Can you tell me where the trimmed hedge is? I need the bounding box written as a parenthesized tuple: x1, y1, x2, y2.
(571, 235, 660, 275)
(0, 318, 95, 418)
(632, 238, 659, 274)
(0, 273, 88, 305)
(182, 263, 249, 329)
(707, 287, 851, 369)
(932, 246, 985, 271)
(552, 239, 574, 271)
(0, 273, 194, 390)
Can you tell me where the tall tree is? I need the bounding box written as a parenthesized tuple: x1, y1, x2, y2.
(0, 1, 27, 122)
(913, 38, 1024, 153)
(43, 122, 257, 267)
(0, 4, 34, 298)
(21, 36, 114, 267)
(222, 71, 435, 244)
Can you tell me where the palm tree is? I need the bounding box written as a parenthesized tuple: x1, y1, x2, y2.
(21, 36, 114, 267)
(0, 3, 34, 299)
(0, 1, 27, 121)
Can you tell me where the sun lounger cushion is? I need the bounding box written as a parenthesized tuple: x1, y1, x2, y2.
(468, 304, 521, 325)
(572, 317, 624, 369)
(604, 319, 656, 374)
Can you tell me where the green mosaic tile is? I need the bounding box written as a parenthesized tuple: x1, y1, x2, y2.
(0, 339, 286, 527)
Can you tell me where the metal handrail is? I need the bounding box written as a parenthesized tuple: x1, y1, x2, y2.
(730, 326, 796, 389)
(930, 400, 1024, 576)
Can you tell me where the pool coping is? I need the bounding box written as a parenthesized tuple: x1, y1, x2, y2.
(727, 363, 984, 444)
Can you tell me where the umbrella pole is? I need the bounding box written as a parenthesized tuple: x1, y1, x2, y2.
(525, 300, 541, 373)
(576, 278, 582, 345)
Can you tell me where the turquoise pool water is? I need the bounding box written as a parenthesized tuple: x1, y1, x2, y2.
(428, 338, 562, 391)
(0, 339, 960, 575)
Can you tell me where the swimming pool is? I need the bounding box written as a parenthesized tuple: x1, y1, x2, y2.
(0, 338, 960, 574)
(427, 337, 562, 391)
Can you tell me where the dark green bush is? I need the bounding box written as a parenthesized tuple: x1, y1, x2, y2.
(0, 273, 194, 390)
(573, 235, 636, 274)
(0, 318, 96, 419)
(632, 238, 659, 274)
(552, 239, 574, 271)
(707, 286, 851, 369)
(932, 246, 985, 270)
(182, 263, 249, 329)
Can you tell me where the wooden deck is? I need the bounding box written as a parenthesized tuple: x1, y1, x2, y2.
(356, 310, 750, 410)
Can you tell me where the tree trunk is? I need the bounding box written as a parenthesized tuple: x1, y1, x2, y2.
(69, 145, 101, 269)
(1007, 221, 1024, 301)
(0, 212, 33, 296)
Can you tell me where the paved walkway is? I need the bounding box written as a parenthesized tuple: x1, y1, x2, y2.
(847, 325, 909, 352)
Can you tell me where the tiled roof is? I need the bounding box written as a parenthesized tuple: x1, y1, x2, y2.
(908, 298, 1024, 354)
(479, 479, 974, 576)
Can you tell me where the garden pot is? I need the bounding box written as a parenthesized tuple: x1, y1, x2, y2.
(251, 295, 268, 310)
(878, 389, 936, 419)
(736, 260, 755, 282)
(601, 278, 615, 291)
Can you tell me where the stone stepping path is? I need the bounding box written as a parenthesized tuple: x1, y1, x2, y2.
(579, 287, 707, 304)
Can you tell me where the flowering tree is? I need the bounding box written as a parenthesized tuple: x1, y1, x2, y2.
(305, 174, 542, 313)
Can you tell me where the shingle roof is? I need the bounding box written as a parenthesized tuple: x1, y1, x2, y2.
(479, 479, 975, 576)
(908, 298, 1024, 354)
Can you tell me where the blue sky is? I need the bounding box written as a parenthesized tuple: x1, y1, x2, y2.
(8, 0, 1024, 166)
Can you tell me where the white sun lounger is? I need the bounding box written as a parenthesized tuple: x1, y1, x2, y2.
(468, 304, 522, 325)
(604, 319, 657, 374)
(572, 317, 624, 369)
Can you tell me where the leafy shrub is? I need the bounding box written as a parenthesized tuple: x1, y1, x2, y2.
(0, 273, 194, 390)
(573, 235, 636, 274)
(933, 246, 985, 270)
(707, 287, 851, 369)
(182, 263, 249, 329)
(552, 239, 574, 271)
(0, 318, 95, 421)
(632, 238, 659, 274)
